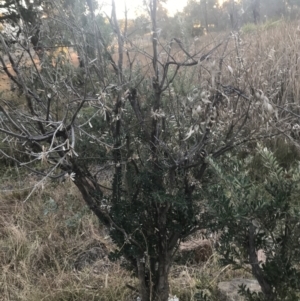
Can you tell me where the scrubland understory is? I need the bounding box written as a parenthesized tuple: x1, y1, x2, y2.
(1, 20, 300, 300)
(0, 167, 249, 301)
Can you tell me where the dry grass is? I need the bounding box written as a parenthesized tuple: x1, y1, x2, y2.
(0, 168, 133, 301)
(0, 166, 251, 301)
(237, 21, 300, 102)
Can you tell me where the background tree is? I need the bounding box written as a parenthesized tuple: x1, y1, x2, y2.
(249, 0, 261, 24)
(200, 0, 221, 33)
(221, 0, 300, 27)
(126, 14, 150, 38)
(180, 0, 224, 35)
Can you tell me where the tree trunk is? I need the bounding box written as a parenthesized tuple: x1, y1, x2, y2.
(248, 224, 276, 300)
(71, 163, 111, 227)
(136, 252, 172, 301)
(137, 260, 150, 301)
(135, 193, 177, 301)
(252, 0, 260, 24)
(202, 0, 209, 34)
(154, 255, 171, 301)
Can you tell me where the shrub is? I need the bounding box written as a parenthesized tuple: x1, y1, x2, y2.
(209, 146, 300, 300)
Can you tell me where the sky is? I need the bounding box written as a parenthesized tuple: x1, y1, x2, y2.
(100, 0, 225, 19)
(100, 0, 190, 19)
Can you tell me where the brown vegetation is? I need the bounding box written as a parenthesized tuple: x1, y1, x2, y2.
(0, 171, 133, 301)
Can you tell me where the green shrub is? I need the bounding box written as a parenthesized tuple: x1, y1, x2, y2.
(209, 146, 300, 300)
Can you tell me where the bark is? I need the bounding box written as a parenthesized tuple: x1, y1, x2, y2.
(71, 163, 111, 227)
(154, 255, 171, 301)
(252, 0, 260, 24)
(248, 224, 276, 300)
(86, 0, 104, 79)
(202, 0, 209, 34)
(137, 260, 150, 301)
(136, 254, 172, 301)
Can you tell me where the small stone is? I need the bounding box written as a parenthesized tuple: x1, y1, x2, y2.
(218, 278, 261, 301)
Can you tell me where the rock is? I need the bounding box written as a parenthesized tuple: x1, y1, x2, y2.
(257, 249, 266, 263)
(218, 278, 261, 301)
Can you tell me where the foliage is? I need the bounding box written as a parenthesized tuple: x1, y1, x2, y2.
(209, 146, 300, 300)
(164, 0, 300, 37)
(0, 0, 42, 24)
(241, 23, 258, 34)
